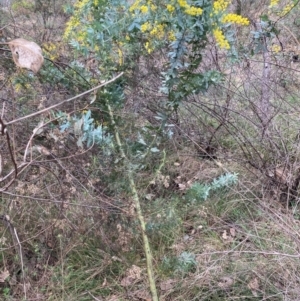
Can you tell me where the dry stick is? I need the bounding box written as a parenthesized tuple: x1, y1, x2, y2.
(1, 191, 128, 211)
(106, 101, 159, 301)
(0, 24, 10, 31)
(256, 21, 271, 134)
(5, 72, 124, 126)
(281, 24, 300, 48)
(87, 291, 102, 301)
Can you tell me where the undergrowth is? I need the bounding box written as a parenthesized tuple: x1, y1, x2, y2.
(2, 0, 300, 301)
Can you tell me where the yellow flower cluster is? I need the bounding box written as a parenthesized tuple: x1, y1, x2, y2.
(14, 83, 29, 93)
(141, 21, 151, 32)
(14, 83, 23, 93)
(213, 28, 230, 49)
(141, 21, 166, 39)
(77, 30, 88, 43)
(185, 6, 203, 16)
(140, 5, 148, 13)
(64, 16, 81, 39)
(129, 0, 156, 12)
(129, 0, 141, 12)
(43, 42, 58, 60)
(177, 0, 202, 16)
(269, 0, 279, 7)
(74, 0, 89, 9)
(118, 48, 123, 65)
(278, 3, 294, 16)
(168, 31, 176, 41)
(150, 3, 157, 10)
(213, 0, 230, 13)
(272, 44, 281, 53)
(167, 4, 175, 12)
(222, 13, 249, 25)
(145, 41, 154, 53)
(150, 23, 166, 39)
(178, 0, 188, 8)
(64, 0, 94, 40)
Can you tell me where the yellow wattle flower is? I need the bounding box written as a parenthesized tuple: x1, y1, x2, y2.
(269, 0, 279, 7)
(213, 28, 230, 49)
(185, 6, 203, 16)
(222, 13, 249, 26)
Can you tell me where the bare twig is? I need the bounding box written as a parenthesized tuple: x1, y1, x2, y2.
(5, 130, 17, 176)
(0, 24, 10, 31)
(6, 72, 124, 126)
(197, 250, 300, 259)
(44, 57, 92, 87)
(87, 291, 102, 301)
(0, 116, 18, 177)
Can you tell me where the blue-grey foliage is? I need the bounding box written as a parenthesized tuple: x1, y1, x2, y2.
(58, 110, 112, 148)
(186, 172, 238, 203)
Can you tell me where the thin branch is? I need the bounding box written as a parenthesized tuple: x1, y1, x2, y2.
(0, 116, 18, 178)
(1, 190, 128, 211)
(196, 250, 300, 259)
(44, 57, 92, 87)
(0, 24, 10, 31)
(87, 291, 102, 301)
(5, 131, 17, 176)
(6, 72, 124, 126)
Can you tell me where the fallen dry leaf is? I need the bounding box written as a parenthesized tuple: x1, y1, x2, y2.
(178, 183, 186, 190)
(222, 229, 234, 243)
(274, 167, 289, 184)
(8, 38, 44, 73)
(0, 269, 9, 282)
(222, 230, 228, 240)
(106, 295, 120, 301)
(163, 177, 170, 188)
(160, 279, 176, 291)
(218, 276, 234, 289)
(132, 289, 151, 300)
(229, 227, 236, 237)
(120, 265, 142, 287)
(248, 277, 259, 290)
(248, 277, 259, 297)
(120, 275, 135, 287)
